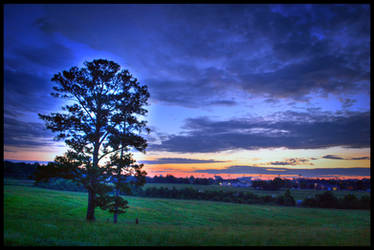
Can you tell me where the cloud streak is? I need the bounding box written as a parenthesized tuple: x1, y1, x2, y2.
(268, 158, 314, 166)
(322, 155, 370, 160)
(141, 158, 227, 165)
(4, 116, 56, 148)
(150, 111, 370, 153)
(322, 155, 345, 160)
(194, 165, 370, 177)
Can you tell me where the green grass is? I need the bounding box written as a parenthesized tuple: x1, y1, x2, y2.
(3, 178, 35, 187)
(4, 181, 371, 246)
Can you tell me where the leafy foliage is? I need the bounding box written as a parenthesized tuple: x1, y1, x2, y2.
(301, 191, 370, 209)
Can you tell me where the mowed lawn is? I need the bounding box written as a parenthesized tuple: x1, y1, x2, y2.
(4, 184, 370, 246)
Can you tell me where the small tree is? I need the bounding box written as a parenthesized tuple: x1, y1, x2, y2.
(101, 152, 146, 223)
(277, 189, 295, 206)
(36, 59, 149, 221)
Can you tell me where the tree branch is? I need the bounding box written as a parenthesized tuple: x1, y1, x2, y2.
(99, 131, 110, 146)
(98, 146, 128, 163)
(69, 87, 96, 124)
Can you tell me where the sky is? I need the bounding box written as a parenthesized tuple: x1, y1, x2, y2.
(3, 4, 371, 179)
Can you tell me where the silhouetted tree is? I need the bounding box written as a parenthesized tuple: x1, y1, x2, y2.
(102, 152, 146, 223)
(277, 189, 295, 206)
(37, 59, 149, 222)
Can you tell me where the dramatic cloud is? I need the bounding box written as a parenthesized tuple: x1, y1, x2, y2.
(141, 158, 227, 165)
(322, 155, 370, 160)
(322, 155, 345, 160)
(11, 42, 74, 70)
(350, 156, 370, 160)
(4, 69, 60, 114)
(194, 165, 370, 177)
(268, 158, 314, 166)
(4, 116, 56, 148)
(150, 111, 370, 153)
(340, 98, 357, 109)
(29, 4, 369, 107)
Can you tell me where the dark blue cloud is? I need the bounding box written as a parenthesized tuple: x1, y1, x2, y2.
(322, 155, 370, 160)
(150, 111, 370, 153)
(350, 156, 370, 160)
(4, 116, 56, 149)
(11, 42, 74, 70)
(28, 4, 370, 107)
(4, 69, 62, 114)
(194, 165, 370, 177)
(322, 155, 345, 160)
(269, 158, 313, 166)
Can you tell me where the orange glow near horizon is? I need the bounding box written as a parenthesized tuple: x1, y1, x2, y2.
(4, 145, 66, 162)
(4, 145, 370, 180)
(142, 171, 370, 180)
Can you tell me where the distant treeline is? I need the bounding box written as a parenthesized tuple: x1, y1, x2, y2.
(251, 177, 371, 191)
(147, 175, 371, 191)
(141, 186, 296, 207)
(3, 161, 39, 179)
(142, 186, 370, 210)
(2, 160, 370, 210)
(32, 178, 370, 210)
(145, 175, 214, 185)
(4, 161, 371, 191)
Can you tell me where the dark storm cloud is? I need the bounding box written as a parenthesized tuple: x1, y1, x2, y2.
(4, 69, 61, 114)
(150, 111, 370, 153)
(141, 158, 227, 165)
(145, 66, 236, 108)
(11, 42, 74, 70)
(33, 4, 369, 107)
(269, 158, 313, 166)
(322, 155, 345, 160)
(208, 100, 238, 106)
(193, 165, 370, 177)
(350, 156, 370, 160)
(4, 12, 77, 116)
(4, 116, 56, 148)
(340, 98, 357, 109)
(322, 155, 370, 160)
(236, 54, 367, 100)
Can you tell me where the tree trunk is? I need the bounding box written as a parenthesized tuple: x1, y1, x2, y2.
(86, 188, 96, 221)
(113, 188, 119, 224)
(113, 142, 124, 224)
(87, 139, 100, 222)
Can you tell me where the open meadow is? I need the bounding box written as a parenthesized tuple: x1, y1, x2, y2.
(3, 180, 370, 246)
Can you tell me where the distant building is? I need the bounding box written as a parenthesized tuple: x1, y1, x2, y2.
(314, 183, 339, 191)
(235, 177, 252, 187)
(189, 176, 195, 184)
(220, 181, 232, 186)
(232, 182, 251, 187)
(214, 176, 223, 181)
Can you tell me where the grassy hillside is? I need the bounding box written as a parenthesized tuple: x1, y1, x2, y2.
(4, 183, 370, 246)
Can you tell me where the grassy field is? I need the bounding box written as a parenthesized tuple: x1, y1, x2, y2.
(4, 180, 370, 246)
